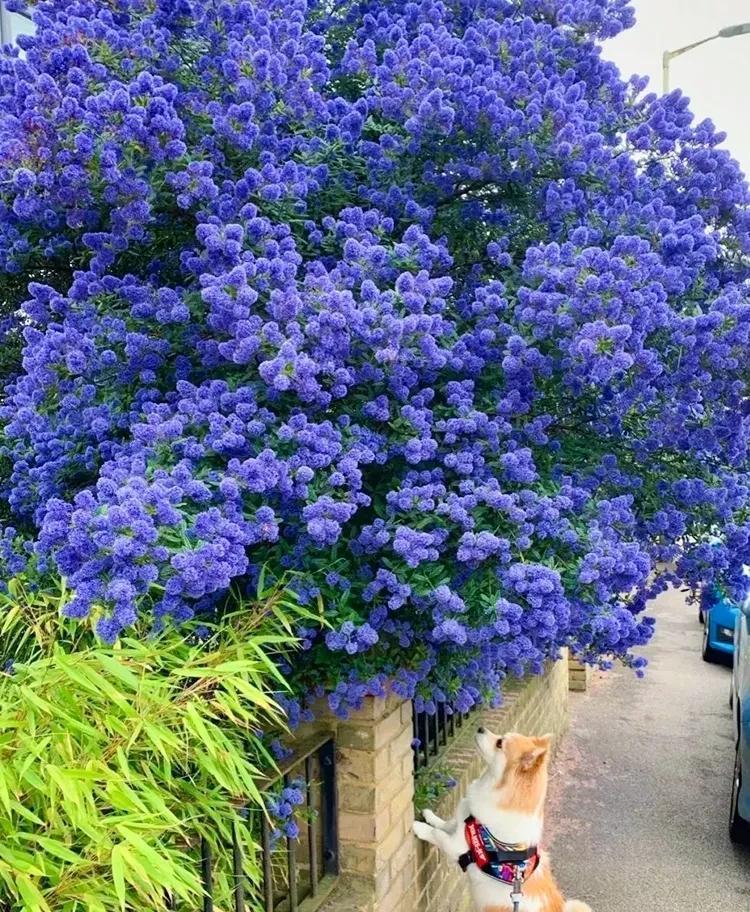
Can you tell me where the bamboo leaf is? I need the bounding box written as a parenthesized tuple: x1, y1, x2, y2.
(21, 835, 81, 865)
(0, 768, 13, 816)
(94, 653, 141, 691)
(110, 844, 127, 911)
(15, 874, 50, 912)
(0, 845, 46, 876)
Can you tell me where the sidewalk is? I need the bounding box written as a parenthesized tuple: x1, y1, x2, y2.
(546, 587, 750, 911)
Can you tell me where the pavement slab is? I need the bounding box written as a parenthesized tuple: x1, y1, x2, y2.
(545, 586, 750, 911)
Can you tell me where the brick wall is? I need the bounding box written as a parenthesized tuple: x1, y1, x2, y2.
(286, 651, 569, 912)
(288, 693, 417, 912)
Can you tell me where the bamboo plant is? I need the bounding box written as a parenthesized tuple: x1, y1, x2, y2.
(0, 575, 311, 912)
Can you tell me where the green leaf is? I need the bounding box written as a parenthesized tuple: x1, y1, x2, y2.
(22, 834, 81, 865)
(94, 653, 141, 691)
(110, 844, 127, 910)
(0, 845, 46, 876)
(15, 873, 50, 912)
(0, 767, 13, 816)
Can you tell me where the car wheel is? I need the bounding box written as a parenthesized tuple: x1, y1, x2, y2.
(702, 613, 721, 663)
(730, 738, 750, 843)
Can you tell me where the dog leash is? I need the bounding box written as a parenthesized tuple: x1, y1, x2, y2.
(511, 872, 523, 912)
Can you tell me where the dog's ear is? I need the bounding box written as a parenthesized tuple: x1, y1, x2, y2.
(520, 735, 552, 771)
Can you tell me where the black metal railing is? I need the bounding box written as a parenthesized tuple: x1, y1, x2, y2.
(166, 733, 338, 912)
(412, 703, 475, 771)
(260, 734, 339, 912)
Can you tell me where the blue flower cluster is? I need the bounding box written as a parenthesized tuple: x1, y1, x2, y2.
(266, 781, 306, 844)
(1, 0, 750, 716)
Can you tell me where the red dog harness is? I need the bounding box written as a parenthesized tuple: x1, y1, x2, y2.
(458, 815, 540, 886)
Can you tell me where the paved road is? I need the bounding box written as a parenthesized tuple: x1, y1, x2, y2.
(545, 586, 750, 911)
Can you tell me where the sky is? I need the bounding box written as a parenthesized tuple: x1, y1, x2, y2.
(604, 0, 750, 178)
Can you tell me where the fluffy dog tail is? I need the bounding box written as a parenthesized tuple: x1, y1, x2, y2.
(564, 902, 592, 912)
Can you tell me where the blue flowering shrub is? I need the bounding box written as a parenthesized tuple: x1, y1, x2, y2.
(1, 0, 750, 718)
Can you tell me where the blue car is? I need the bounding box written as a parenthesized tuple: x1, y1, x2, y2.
(730, 592, 750, 842)
(700, 584, 739, 664)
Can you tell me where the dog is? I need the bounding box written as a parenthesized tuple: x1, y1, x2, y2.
(412, 727, 592, 912)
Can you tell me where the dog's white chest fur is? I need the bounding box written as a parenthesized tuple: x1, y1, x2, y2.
(465, 776, 543, 845)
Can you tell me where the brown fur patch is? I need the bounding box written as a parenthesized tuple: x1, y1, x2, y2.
(521, 855, 564, 909)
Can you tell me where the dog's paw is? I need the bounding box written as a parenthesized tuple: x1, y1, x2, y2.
(412, 821, 433, 841)
(423, 809, 443, 828)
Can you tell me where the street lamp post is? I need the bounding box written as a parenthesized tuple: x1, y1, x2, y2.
(662, 23, 750, 94)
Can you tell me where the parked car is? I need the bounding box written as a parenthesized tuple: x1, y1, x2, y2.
(700, 583, 738, 664)
(730, 591, 750, 842)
